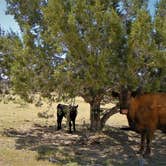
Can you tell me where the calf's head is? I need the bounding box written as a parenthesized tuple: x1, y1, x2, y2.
(69, 105, 78, 119)
(69, 105, 78, 115)
(70, 105, 78, 112)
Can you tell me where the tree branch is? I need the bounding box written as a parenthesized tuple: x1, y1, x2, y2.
(100, 105, 119, 129)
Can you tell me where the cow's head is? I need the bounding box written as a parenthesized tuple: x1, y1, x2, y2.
(112, 87, 139, 115)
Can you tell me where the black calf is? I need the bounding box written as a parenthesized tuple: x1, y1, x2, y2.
(57, 104, 78, 133)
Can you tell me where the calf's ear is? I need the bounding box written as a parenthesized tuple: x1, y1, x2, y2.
(112, 91, 120, 98)
(75, 105, 78, 108)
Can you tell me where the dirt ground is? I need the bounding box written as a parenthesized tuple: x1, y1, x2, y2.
(0, 98, 166, 166)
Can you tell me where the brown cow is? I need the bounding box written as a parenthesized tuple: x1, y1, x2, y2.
(113, 88, 166, 157)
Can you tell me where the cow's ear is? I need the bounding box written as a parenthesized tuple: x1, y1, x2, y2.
(131, 87, 142, 97)
(131, 91, 137, 97)
(112, 91, 119, 98)
(75, 105, 78, 108)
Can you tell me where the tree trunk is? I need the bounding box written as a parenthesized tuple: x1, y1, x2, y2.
(89, 103, 119, 131)
(90, 101, 101, 131)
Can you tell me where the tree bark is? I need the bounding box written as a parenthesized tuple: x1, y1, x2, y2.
(90, 101, 101, 131)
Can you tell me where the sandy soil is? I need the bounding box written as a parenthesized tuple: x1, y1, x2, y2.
(0, 99, 166, 166)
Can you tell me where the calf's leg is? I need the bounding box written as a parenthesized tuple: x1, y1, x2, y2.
(69, 121, 72, 133)
(57, 116, 63, 130)
(73, 120, 76, 132)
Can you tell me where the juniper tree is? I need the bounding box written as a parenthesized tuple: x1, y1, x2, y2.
(4, 0, 166, 130)
(154, 0, 166, 91)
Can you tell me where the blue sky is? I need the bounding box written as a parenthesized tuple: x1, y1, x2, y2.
(0, 0, 157, 34)
(0, 0, 21, 34)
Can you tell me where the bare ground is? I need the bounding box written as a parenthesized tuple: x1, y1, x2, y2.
(2, 124, 166, 166)
(0, 100, 166, 166)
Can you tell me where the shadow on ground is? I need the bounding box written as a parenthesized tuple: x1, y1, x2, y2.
(2, 124, 166, 166)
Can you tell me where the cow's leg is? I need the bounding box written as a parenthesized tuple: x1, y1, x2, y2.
(127, 114, 135, 130)
(144, 130, 153, 157)
(139, 132, 146, 154)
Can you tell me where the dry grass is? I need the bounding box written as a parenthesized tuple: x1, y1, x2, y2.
(0, 98, 165, 166)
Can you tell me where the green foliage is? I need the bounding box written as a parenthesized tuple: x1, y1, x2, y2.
(153, 0, 166, 92)
(2, 0, 166, 104)
(0, 31, 21, 72)
(42, 0, 126, 103)
(127, 9, 155, 89)
(154, 0, 166, 49)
